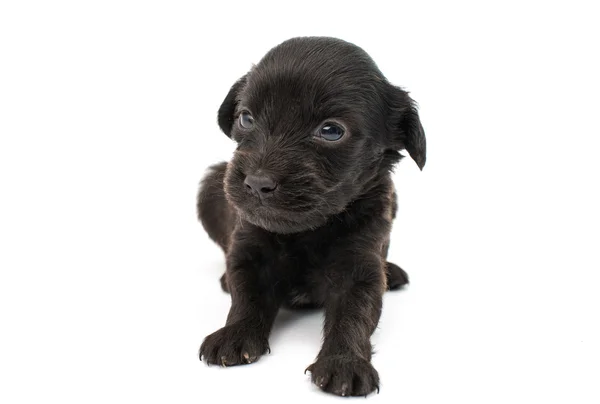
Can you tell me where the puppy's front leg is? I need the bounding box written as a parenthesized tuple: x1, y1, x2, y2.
(199, 242, 281, 366)
(307, 254, 385, 396)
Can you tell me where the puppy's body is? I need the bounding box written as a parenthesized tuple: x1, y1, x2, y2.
(198, 37, 425, 396)
(199, 162, 408, 306)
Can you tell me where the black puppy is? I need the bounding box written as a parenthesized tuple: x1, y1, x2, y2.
(197, 37, 425, 396)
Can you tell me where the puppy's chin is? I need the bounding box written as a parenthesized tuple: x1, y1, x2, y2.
(235, 205, 328, 234)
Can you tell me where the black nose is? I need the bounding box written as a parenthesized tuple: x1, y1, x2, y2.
(244, 174, 277, 195)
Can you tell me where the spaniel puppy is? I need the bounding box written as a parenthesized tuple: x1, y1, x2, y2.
(197, 36, 425, 397)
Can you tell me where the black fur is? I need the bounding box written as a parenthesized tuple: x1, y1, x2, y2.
(197, 37, 425, 397)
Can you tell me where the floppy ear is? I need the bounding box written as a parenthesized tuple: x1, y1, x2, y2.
(217, 75, 247, 137)
(387, 86, 426, 170)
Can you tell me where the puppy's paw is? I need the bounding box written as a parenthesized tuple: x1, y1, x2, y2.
(306, 355, 380, 397)
(199, 324, 270, 366)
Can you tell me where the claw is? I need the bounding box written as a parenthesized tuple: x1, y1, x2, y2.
(243, 352, 257, 363)
(220, 356, 227, 367)
(304, 364, 313, 375)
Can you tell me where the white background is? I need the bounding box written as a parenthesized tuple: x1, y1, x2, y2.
(1, 1, 599, 403)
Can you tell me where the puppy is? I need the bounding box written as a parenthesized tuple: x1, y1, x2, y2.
(197, 37, 425, 396)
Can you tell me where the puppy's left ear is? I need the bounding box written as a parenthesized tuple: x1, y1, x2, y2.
(217, 74, 247, 137)
(387, 86, 427, 170)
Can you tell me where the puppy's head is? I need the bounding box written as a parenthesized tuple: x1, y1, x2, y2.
(218, 37, 426, 234)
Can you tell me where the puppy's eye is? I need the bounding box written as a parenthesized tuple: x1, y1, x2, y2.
(318, 123, 345, 141)
(239, 111, 254, 129)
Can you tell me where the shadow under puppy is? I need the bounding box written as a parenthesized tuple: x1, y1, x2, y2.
(197, 37, 425, 397)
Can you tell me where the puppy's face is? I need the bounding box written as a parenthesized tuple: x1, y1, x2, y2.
(217, 37, 426, 234)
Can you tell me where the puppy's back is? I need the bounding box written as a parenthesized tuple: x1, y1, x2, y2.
(197, 162, 236, 253)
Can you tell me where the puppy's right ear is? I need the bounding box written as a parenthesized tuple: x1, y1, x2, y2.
(217, 75, 247, 137)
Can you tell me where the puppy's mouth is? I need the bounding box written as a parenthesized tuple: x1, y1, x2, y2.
(225, 186, 330, 233)
(239, 192, 316, 213)
(224, 164, 339, 234)
(228, 193, 323, 233)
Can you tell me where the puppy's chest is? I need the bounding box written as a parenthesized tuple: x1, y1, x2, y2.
(274, 234, 330, 275)
(273, 236, 331, 307)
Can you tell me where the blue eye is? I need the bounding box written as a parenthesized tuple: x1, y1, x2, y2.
(319, 123, 345, 141)
(239, 111, 254, 129)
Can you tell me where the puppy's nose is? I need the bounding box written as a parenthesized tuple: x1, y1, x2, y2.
(244, 174, 278, 196)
